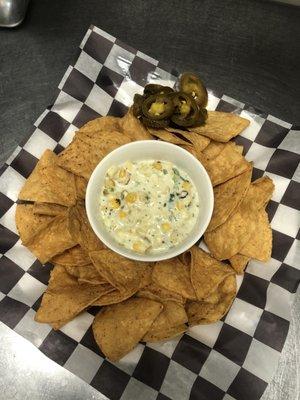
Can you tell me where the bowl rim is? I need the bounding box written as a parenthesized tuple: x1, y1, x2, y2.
(86, 140, 214, 262)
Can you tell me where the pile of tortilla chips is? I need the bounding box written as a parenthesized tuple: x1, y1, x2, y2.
(15, 106, 274, 361)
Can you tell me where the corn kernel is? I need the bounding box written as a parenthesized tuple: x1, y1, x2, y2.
(161, 222, 171, 232)
(109, 198, 120, 209)
(153, 161, 162, 170)
(118, 210, 127, 219)
(176, 201, 184, 210)
(118, 168, 126, 178)
(182, 181, 191, 190)
(132, 241, 142, 252)
(125, 192, 137, 203)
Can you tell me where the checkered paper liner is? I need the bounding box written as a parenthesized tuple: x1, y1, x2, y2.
(0, 25, 299, 400)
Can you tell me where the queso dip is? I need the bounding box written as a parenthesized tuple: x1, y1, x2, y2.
(99, 160, 200, 253)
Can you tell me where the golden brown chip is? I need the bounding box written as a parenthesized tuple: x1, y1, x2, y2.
(229, 254, 250, 274)
(204, 143, 251, 186)
(33, 202, 67, 217)
(68, 204, 105, 252)
(252, 176, 275, 207)
(148, 128, 191, 146)
(166, 127, 210, 153)
(204, 177, 275, 260)
(64, 264, 107, 285)
(90, 250, 152, 293)
(52, 245, 90, 267)
(206, 167, 252, 232)
(137, 283, 185, 305)
(189, 111, 250, 142)
(15, 204, 53, 244)
(76, 115, 121, 137)
(120, 108, 153, 140)
(235, 144, 244, 154)
(189, 246, 234, 299)
(152, 257, 197, 300)
(91, 287, 136, 306)
(239, 210, 272, 261)
(202, 141, 225, 159)
(35, 265, 114, 323)
(205, 210, 256, 260)
(57, 137, 98, 180)
(58, 132, 131, 180)
(178, 248, 192, 266)
(143, 324, 187, 342)
(36, 284, 113, 324)
(75, 175, 88, 200)
(187, 275, 237, 325)
(92, 298, 163, 361)
(50, 320, 71, 330)
(18, 150, 76, 206)
(25, 215, 76, 264)
(48, 264, 78, 290)
(143, 301, 188, 342)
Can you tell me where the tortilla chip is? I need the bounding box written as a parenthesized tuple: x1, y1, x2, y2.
(77, 115, 121, 137)
(15, 204, 53, 244)
(33, 202, 67, 217)
(148, 128, 191, 146)
(75, 175, 87, 200)
(120, 108, 153, 140)
(143, 301, 188, 342)
(92, 287, 137, 306)
(204, 177, 274, 260)
(152, 257, 197, 300)
(52, 245, 90, 267)
(204, 142, 251, 186)
(19, 150, 76, 206)
(235, 144, 244, 154)
(187, 275, 237, 325)
(58, 132, 130, 179)
(229, 254, 250, 274)
(189, 111, 250, 142)
(35, 284, 113, 324)
(25, 214, 76, 264)
(239, 210, 272, 261)
(206, 167, 252, 232)
(68, 204, 105, 252)
(89, 250, 152, 293)
(48, 264, 78, 290)
(166, 127, 210, 153)
(50, 320, 71, 330)
(202, 141, 226, 159)
(92, 298, 163, 361)
(143, 324, 187, 342)
(252, 176, 275, 207)
(57, 137, 97, 179)
(35, 265, 114, 323)
(137, 283, 185, 305)
(64, 264, 107, 285)
(189, 246, 234, 299)
(205, 210, 257, 260)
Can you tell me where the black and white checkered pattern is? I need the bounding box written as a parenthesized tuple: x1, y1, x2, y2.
(0, 25, 299, 400)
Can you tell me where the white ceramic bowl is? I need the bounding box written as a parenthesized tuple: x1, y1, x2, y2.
(86, 140, 214, 262)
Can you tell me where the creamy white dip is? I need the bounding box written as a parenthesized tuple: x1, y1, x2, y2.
(99, 160, 200, 254)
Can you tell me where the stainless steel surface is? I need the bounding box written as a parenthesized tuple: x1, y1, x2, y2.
(0, 0, 29, 27)
(0, 290, 299, 400)
(0, 322, 107, 400)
